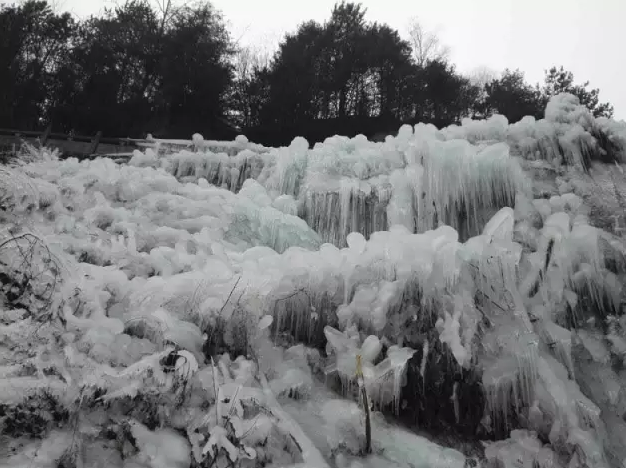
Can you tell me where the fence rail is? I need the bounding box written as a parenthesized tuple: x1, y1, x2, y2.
(0, 126, 139, 159)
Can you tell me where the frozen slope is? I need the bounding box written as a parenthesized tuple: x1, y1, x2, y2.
(1, 93, 626, 468)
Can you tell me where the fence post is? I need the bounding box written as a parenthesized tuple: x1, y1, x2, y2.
(89, 131, 102, 155)
(40, 125, 52, 146)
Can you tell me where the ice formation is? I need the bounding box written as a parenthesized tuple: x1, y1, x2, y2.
(1, 93, 626, 468)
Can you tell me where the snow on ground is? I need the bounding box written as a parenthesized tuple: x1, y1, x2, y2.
(1, 93, 626, 468)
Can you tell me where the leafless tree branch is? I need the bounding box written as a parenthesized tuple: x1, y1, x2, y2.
(406, 17, 450, 67)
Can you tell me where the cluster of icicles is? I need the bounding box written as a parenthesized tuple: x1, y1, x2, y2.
(120, 94, 626, 467)
(315, 204, 619, 468)
(165, 132, 527, 247)
(152, 93, 626, 250)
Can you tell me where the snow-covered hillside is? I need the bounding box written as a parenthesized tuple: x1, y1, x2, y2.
(1, 93, 626, 468)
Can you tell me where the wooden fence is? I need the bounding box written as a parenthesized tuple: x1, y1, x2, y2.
(0, 126, 139, 160)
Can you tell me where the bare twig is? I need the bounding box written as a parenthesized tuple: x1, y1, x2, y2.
(0, 232, 60, 320)
(219, 276, 242, 316)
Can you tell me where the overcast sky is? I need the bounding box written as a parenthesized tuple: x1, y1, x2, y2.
(59, 0, 626, 120)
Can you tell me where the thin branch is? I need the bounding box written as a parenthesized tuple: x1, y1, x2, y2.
(219, 276, 242, 316)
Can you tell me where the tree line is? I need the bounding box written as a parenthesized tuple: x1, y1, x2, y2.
(0, 0, 614, 146)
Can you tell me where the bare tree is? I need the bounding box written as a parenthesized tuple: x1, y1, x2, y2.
(465, 66, 499, 119)
(234, 45, 271, 81)
(102, 0, 182, 27)
(468, 65, 498, 88)
(232, 28, 281, 72)
(152, 0, 174, 32)
(230, 43, 273, 128)
(406, 17, 450, 67)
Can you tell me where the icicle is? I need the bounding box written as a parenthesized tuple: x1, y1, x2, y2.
(452, 381, 460, 424)
(387, 169, 416, 232)
(229, 167, 240, 192)
(420, 139, 528, 238)
(483, 362, 516, 434)
(514, 331, 539, 411)
(420, 339, 429, 394)
(385, 345, 416, 416)
(339, 178, 358, 237)
(482, 330, 538, 436)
